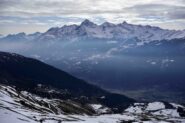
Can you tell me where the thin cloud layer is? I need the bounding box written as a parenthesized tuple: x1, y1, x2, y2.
(0, 0, 185, 34)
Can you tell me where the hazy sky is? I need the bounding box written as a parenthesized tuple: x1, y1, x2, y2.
(0, 0, 185, 35)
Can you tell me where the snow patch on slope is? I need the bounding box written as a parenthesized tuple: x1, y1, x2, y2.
(90, 104, 111, 114)
(146, 102, 165, 111)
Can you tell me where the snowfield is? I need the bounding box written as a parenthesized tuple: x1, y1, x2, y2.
(0, 84, 185, 123)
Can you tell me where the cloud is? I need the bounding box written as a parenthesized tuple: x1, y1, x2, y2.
(126, 4, 185, 20)
(0, 0, 185, 34)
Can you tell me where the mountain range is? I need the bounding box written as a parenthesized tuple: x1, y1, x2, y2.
(1, 19, 185, 42)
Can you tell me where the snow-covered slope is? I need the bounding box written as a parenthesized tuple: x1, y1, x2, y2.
(0, 84, 185, 123)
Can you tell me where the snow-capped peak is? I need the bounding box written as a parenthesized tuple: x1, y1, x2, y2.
(80, 19, 97, 27)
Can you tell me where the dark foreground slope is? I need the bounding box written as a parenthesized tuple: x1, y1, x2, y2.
(0, 51, 134, 112)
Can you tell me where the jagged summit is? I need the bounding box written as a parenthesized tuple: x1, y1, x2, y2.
(80, 19, 97, 27)
(122, 21, 128, 24)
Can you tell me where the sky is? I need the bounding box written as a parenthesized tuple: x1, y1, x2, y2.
(0, 0, 185, 35)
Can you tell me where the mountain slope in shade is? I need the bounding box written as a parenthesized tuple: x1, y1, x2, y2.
(1, 19, 185, 42)
(0, 51, 134, 112)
